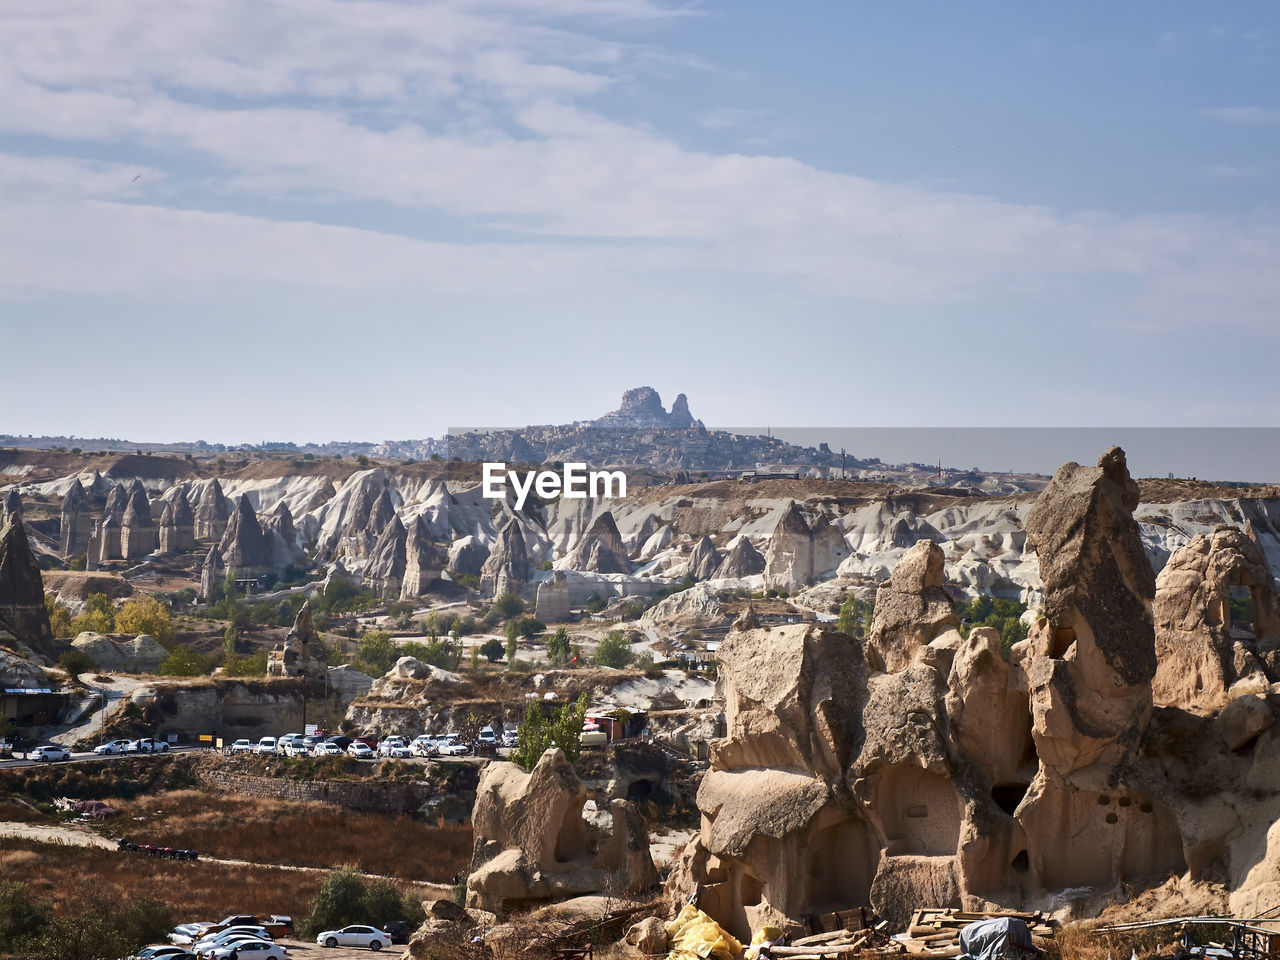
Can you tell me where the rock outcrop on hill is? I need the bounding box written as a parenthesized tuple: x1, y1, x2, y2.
(195, 479, 230, 541)
(536, 570, 572, 622)
(448, 535, 490, 578)
(97, 513, 121, 563)
(686, 535, 723, 581)
(158, 488, 195, 554)
(400, 517, 443, 601)
(199, 544, 224, 601)
(220, 496, 270, 578)
(120, 480, 156, 559)
(0, 516, 57, 662)
(71, 631, 167, 672)
(1, 491, 22, 527)
(717, 536, 766, 580)
(1152, 527, 1280, 714)
(866, 540, 961, 673)
(1017, 446, 1156, 780)
(337, 479, 397, 562)
(267, 600, 328, 679)
(467, 748, 658, 915)
(103, 483, 128, 523)
(566, 511, 630, 574)
(666, 448, 1280, 937)
(364, 517, 407, 599)
(59, 481, 91, 558)
(481, 521, 532, 597)
(763, 503, 818, 593)
(593, 386, 703, 430)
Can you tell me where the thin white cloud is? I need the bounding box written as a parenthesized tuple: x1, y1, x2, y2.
(1202, 106, 1280, 125)
(0, 1, 1277, 330)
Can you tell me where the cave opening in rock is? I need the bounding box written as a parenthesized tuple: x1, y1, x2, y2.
(1050, 626, 1076, 659)
(626, 779, 654, 801)
(1011, 850, 1029, 873)
(808, 818, 877, 912)
(991, 782, 1030, 816)
(740, 873, 764, 907)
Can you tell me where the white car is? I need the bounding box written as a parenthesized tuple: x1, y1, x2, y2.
(439, 739, 469, 756)
(477, 728, 497, 747)
(409, 736, 438, 758)
(276, 734, 304, 755)
(501, 730, 518, 747)
(94, 739, 133, 755)
(205, 940, 284, 960)
(138, 737, 172, 753)
(312, 741, 342, 757)
(193, 931, 268, 954)
(230, 739, 254, 754)
(31, 745, 70, 762)
(135, 945, 194, 959)
(376, 736, 406, 757)
(316, 924, 390, 950)
(284, 739, 311, 758)
(347, 741, 374, 759)
(253, 737, 278, 755)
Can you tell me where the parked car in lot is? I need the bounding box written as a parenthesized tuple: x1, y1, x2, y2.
(325, 736, 353, 751)
(133, 944, 195, 959)
(230, 739, 254, 754)
(382, 921, 410, 945)
(439, 738, 469, 756)
(353, 735, 379, 751)
(312, 741, 342, 757)
(477, 727, 497, 747)
(275, 734, 304, 755)
(138, 737, 172, 753)
(283, 738, 311, 758)
(501, 730, 518, 747)
(30, 745, 70, 762)
(409, 736, 438, 758)
(253, 737, 278, 755)
(95, 738, 134, 755)
(347, 741, 374, 759)
(205, 941, 286, 960)
(193, 930, 270, 955)
(377, 736, 406, 757)
(316, 924, 390, 950)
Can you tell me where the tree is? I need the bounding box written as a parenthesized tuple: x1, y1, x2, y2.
(70, 593, 114, 635)
(114, 595, 176, 648)
(516, 617, 545, 639)
(512, 692, 590, 771)
(157, 645, 211, 676)
(44, 594, 74, 639)
(356, 631, 399, 675)
(547, 627, 571, 665)
(592, 630, 634, 669)
(493, 593, 524, 619)
(837, 595, 865, 636)
(301, 867, 424, 938)
(479, 638, 505, 662)
(58, 649, 95, 678)
(505, 624, 518, 665)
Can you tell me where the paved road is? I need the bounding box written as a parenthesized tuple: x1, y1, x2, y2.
(0, 744, 203, 771)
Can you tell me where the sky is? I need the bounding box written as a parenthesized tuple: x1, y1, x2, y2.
(2, 1, 1279, 447)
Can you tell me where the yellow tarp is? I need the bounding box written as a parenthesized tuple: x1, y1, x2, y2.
(665, 904, 744, 960)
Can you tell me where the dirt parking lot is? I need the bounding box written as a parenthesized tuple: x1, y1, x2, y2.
(278, 938, 403, 959)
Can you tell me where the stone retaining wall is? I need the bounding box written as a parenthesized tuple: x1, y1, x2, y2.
(196, 768, 435, 816)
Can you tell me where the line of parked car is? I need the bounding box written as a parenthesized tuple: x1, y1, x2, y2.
(129, 911, 407, 958)
(225, 727, 517, 760)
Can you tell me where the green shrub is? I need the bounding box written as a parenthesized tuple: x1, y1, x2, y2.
(592, 630, 634, 669)
(157, 645, 212, 676)
(512, 693, 590, 771)
(301, 867, 425, 938)
(479, 638, 505, 662)
(58, 649, 95, 678)
(493, 593, 524, 619)
(547, 627, 570, 665)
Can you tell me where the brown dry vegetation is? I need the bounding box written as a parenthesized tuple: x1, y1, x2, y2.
(112, 790, 472, 882)
(0, 837, 331, 921)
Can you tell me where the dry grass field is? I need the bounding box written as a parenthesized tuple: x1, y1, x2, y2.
(111, 789, 473, 882)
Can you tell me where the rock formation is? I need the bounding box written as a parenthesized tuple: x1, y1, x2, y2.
(480, 521, 532, 597)
(195, 479, 231, 541)
(1152, 527, 1280, 714)
(448, 535, 490, 578)
(1015, 446, 1156, 780)
(593, 386, 703, 430)
(763, 502, 815, 593)
(267, 600, 328, 679)
(686, 535, 723, 581)
(0, 517, 57, 661)
(71, 632, 168, 673)
(59, 481, 92, 558)
(866, 541, 961, 673)
(97, 514, 121, 563)
(566, 511, 630, 574)
(120, 480, 157, 559)
(1, 490, 22, 526)
(199, 544, 224, 600)
(338, 479, 397, 562)
(716, 536, 766, 580)
(158, 489, 196, 555)
(536, 570, 572, 622)
(665, 448, 1259, 937)
(364, 517, 407, 599)
(220, 496, 271, 579)
(103, 482, 128, 523)
(400, 517, 444, 601)
(467, 748, 658, 915)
